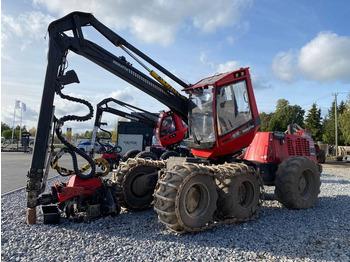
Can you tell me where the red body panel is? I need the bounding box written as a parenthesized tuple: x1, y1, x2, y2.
(102, 153, 119, 159)
(244, 132, 318, 164)
(56, 175, 102, 203)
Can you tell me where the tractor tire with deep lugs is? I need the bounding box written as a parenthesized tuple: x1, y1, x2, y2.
(112, 158, 164, 210)
(154, 164, 217, 233)
(275, 156, 321, 209)
(216, 164, 261, 219)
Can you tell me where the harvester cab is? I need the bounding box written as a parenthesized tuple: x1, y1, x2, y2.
(157, 110, 188, 148)
(183, 68, 260, 160)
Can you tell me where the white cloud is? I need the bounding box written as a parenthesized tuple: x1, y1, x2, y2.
(32, 0, 252, 46)
(129, 16, 176, 45)
(192, 0, 251, 33)
(272, 32, 350, 83)
(1, 11, 55, 49)
(271, 50, 296, 82)
(108, 87, 135, 103)
(298, 32, 350, 82)
(217, 61, 240, 73)
(251, 74, 272, 90)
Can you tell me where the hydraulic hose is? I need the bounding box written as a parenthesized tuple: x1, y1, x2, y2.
(54, 82, 96, 179)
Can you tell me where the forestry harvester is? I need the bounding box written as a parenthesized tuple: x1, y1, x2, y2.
(26, 12, 322, 233)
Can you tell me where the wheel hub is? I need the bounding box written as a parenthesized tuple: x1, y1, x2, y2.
(237, 181, 255, 208)
(132, 174, 154, 197)
(186, 187, 201, 213)
(238, 183, 247, 204)
(298, 176, 307, 192)
(184, 184, 209, 217)
(298, 171, 312, 197)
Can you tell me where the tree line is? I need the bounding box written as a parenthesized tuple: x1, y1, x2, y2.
(259, 95, 350, 146)
(2, 95, 349, 146)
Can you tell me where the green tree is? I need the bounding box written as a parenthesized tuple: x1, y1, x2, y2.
(259, 112, 274, 132)
(339, 100, 346, 114)
(29, 127, 36, 137)
(323, 101, 344, 145)
(1, 125, 27, 140)
(2, 129, 18, 140)
(111, 123, 118, 143)
(97, 130, 111, 139)
(83, 130, 93, 138)
(304, 103, 323, 141)
(268, 99, 305, 132)
(1, 122, 11, 132)
(338, 95, 350, 145)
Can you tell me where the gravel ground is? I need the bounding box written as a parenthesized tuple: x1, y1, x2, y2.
(2, 165, 350, 262)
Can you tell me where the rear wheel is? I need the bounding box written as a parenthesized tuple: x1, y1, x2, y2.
(177, 173, 217, 229)
(216, 165, 261, 219)
(275, 156, 321, 209)
(154, 164, 217, 233)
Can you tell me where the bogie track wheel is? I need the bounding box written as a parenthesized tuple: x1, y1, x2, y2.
(275, 156, 321, 209)
(177, 173, 217, 229)
(154, 164, 217, 233)
(118, 164, 159, 210)
(216, 165, 262, 220)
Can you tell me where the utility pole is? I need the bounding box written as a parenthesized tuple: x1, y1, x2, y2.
(332, 93, 338, 157)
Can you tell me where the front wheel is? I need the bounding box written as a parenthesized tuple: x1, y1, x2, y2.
(275, 157, 321, 209)
(115, 162, 160, 210)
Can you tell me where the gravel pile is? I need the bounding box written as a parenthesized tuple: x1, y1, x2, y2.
(2, 166, 350, 262)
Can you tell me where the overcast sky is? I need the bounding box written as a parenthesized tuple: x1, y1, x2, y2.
(2, 0, 350, 134)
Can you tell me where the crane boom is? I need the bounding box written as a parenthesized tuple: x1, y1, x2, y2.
(26, 12, 189, 215)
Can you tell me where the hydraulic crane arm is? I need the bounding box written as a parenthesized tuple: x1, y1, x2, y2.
(26, 12, 189, 219)
(49, 11, 189, 119)
(95, 98, 159, 129)
(89, 97, 159, 157)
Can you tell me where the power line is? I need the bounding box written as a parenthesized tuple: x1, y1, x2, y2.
(299, 91, 349, 108)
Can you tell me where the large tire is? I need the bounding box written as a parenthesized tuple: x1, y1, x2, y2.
(275, 156, 321, 209)
(154, 164, 217, 233)
(136, 151, 158, 160)
(122, 149, 140, 161)
(113, 159, 161, 210)
(216, 165, 261, 219)
(159, 151, 180, 160)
